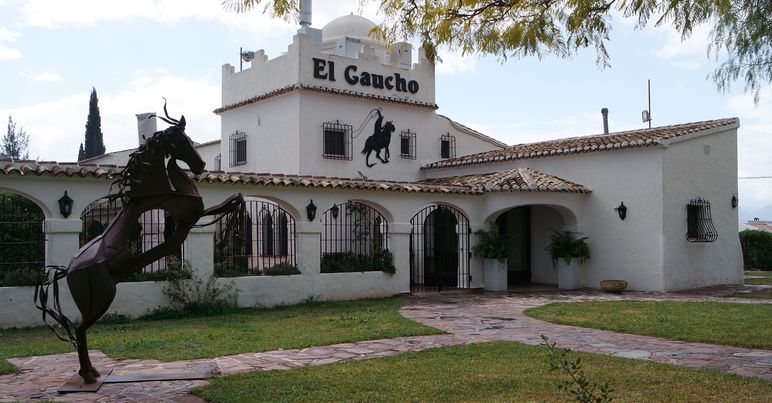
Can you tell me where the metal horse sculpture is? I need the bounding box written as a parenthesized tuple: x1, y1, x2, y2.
(35, 105, 245, 384)
(361, 109, 395, 168)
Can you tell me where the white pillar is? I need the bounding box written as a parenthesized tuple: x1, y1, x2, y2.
(44, 218, 82, 267)
(390, 222, 412, 293)
(187, 221, 216, 279)
(296, 222, 321, 275)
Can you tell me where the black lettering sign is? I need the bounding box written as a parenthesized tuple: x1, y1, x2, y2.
(312, 58, 327, 80)
(312, 59, 420, 94)
(395, 73, 407, 92)
(344, 65, 358, 85)
(384, 76, 394, 90)
(407, 80, 419, 94)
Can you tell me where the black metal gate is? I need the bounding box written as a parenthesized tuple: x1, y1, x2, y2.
(214, 197, 297, 276)
(0, 191, 45, 286)
(81, 198, 184, 273)
(320, 201, 391, 273)
(410, 204, 470, 292)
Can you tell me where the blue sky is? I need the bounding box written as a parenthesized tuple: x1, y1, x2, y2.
(0, 0, 770, 219)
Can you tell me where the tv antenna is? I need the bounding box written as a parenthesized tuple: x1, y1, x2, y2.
(641, 79, 652, 128)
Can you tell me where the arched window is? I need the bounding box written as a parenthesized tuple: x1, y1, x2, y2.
(277, 213, 289, 256)
(320, 201, 392, 273)
(0, 191, 45, 286)
(261, 210, 274, 256)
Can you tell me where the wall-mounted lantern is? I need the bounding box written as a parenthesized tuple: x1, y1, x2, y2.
(614, 202, 627, 220)
(731, 194, 738, 209)
(58, 191, 74, 218)
(306, 199, 317, 221)
(331, 204, 340, 219)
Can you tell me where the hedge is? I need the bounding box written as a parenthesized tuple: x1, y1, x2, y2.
(739, 230, 772, 270)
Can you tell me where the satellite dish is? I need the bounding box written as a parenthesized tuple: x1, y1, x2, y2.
(641, 110, 650, 123)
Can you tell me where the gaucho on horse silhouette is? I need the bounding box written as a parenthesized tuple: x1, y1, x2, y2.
(34, 102, 245, 384)
(361, 109, 395, 168)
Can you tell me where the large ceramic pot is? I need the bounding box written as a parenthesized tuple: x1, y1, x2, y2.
(557, 260, 582, 290)
(484, 259, 508, 291)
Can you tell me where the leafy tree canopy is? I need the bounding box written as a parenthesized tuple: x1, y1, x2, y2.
(224, 0, 771, 103)
(2, 116, 30, 160)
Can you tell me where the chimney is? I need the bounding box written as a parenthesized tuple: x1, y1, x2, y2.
(299, 0, 312, 27)
(136, 113, 157, 146)
(601, 108, 609, 134)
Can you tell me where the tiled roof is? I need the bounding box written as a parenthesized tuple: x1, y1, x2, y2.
(420, 168, 590, 193)
(214, 84, 438, 114)
(0, 161, 589, 195)
(423, 118, 739, 169)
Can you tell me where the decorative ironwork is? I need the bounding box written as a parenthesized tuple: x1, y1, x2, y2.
(440, 133, 456, 159)
(34, 104, 246, 385)
(0, 191, 45, 286)
(322, 120, 353, 160)
(80, 199, 183, 273)
(320, 201, 392, 273)
(361, 109, 395, 167)
(400, 129, 416, 159)
(686, 197, 718, 242)
(409, 204, 470, 292)
(214, 197, 296, 276)
(229, 130, 247, 166)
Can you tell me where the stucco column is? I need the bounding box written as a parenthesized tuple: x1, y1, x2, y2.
(44, 218, 82, 267)
(187, 221, 216, 279)
(390, 223, 412, 293)
(296, 222, 321, 275)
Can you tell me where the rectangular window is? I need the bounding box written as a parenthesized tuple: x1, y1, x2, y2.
(229, 131, 247, 166)
(322, 121, 352, 160)
(440, 133, 456, 159)
(400, 130, 416, 159)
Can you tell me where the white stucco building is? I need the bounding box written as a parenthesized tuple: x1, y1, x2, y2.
(0, 13, 743, 327)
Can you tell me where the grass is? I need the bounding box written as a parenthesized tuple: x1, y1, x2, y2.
(524, 301, 772, 349)
(0, 297, 442, 375)
(192, 341, 772, 403)
(730, 288, 772, 299)
(744, 270, 772, 285)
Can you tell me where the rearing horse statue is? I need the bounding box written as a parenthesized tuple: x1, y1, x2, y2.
(35, 104, 245, 384)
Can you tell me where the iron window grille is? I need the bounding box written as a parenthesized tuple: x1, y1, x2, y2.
(400, 129, 416, 159)
(229, 130, 247, 166)
(80, 198, 184, 274)
(0, 191, 45, 286)
(440, 133, 456, 159)
(320, 201, 392, 273)
(322, 121, 353, 160)
(214, 198, 297, 276)
(686, 197, 718, 242)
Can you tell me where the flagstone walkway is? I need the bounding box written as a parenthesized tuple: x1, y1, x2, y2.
(1, 288, 770, 402)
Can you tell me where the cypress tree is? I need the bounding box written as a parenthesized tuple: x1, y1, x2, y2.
(81, 87, 105, 160)
(77, 143, 85, 161)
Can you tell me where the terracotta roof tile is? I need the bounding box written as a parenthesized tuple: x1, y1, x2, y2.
(0, 161, 590, 196)
(421, 168, 590, 194)
(214, 84, 438, 114)
(423, 118, 739, 169)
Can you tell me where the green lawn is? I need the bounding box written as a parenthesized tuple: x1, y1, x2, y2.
(524, 301, 772, 349)
(193, 341, 772, 403)
(745, 270, 772, 285)
(0, 297, 442, 375)
(731, 288, 772, 299)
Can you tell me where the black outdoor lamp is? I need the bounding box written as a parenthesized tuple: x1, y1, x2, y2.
(306, 199, 317, 221)
(331, 204, 340, 219)
(58, 191, 74, 218)
(731, 194, 738, 209)
(614, 201, 627, 220)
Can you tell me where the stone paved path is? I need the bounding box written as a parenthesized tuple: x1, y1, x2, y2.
(1, 289, 770, 402)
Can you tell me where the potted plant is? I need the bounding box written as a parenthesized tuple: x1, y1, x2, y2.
(473, 224, 510, 291)
(546, 230, 590, 290)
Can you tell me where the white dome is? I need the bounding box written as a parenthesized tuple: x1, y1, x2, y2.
(322, 14, 378, 43)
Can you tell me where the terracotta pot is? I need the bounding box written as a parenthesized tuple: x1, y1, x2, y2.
(600, 280, 628, 293)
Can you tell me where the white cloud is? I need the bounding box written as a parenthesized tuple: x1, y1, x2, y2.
(435, 50, 477, 75)
(652, 23, 712, 70)
(0, 27, 21, 60)
(1, 71, 220, 162)
(21, 71, 60, 81)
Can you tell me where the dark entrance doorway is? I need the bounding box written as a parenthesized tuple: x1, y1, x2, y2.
(410, 204, 470, 292)
(496, 206, 531, 285)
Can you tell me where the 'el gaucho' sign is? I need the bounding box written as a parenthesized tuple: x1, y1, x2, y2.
(312, 58, 419, 94)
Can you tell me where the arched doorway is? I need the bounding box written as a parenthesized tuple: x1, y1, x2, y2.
(496, 206, 531, 285)
(410, 204, 470, 292)
(0, 191, 45, 286)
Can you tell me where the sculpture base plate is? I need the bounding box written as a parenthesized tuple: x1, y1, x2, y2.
(58, 369, 215, 393)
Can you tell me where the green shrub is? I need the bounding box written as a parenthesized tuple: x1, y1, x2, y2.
(321, 250, 394, 273)
(0, 267, 41, 287)
(263, 262, 301, 276)
(547, 230, 590, 266)
(473, 224, 510, 262)
(122, 256, 192, 282)
(740, 230, 772, 270)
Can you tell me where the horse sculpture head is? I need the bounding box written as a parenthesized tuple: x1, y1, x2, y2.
(152, 103, 205, 175)
(383, 121, 395, 135)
